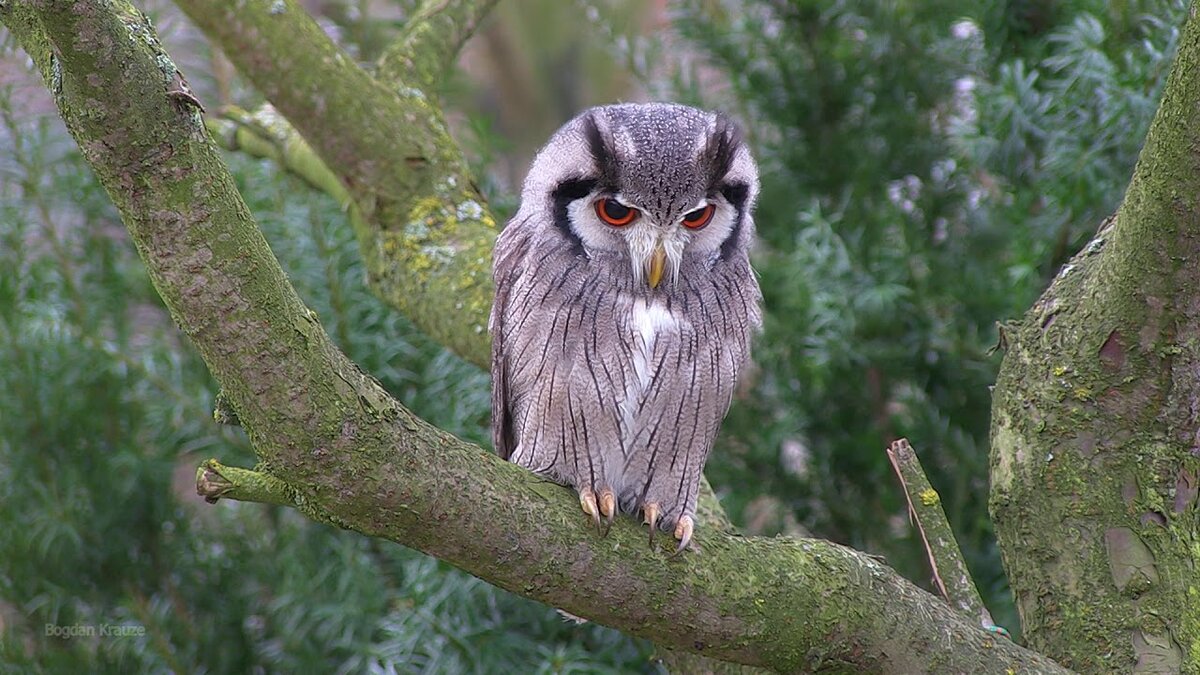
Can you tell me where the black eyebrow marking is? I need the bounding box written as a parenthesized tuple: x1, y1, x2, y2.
(718, 181, 749, 261)
(551, 177, 598, 256)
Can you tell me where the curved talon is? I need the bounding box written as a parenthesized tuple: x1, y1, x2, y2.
(598, 489, 616, 537)
(579, 488, 602, 532)
(642, 502, 661, 547)
(671, 515, 694, 556)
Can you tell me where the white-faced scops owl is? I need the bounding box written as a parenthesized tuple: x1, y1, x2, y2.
(490, 103, 762, 552)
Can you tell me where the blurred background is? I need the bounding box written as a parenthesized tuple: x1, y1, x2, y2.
(0, 0, 1185, 671)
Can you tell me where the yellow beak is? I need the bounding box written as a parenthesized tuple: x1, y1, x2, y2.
(647, 244, 667, 288)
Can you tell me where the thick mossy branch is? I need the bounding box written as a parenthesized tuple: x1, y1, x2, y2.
(176, 0, 496, 368)
(2, 0, 1075, 671)
(886, 439, 993, 629)
(989, 3, 1200, 671)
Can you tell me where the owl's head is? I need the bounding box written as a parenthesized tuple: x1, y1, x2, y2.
(520, 103, 758, 288)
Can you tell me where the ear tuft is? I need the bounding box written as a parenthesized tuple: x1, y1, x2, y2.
(705, 114, 742, 189)
(581, 112, 619, 189)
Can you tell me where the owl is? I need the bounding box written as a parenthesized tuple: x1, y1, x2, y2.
(490, 103, 762, 552)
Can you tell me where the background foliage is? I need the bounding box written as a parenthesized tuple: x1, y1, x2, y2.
(0, 0, 1185, 671)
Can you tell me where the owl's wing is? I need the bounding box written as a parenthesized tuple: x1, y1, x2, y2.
(489, 222, 529, 460)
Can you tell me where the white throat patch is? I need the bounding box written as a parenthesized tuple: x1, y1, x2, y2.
(618, 298, 680, 451)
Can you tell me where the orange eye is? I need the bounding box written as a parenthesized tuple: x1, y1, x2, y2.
(595, 197, 639, 226)
(682, 204, 715, 229)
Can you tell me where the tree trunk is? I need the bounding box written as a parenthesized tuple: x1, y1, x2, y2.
(989, 6, 1200, 672)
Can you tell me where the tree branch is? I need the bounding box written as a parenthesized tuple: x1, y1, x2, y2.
(196, 459, 296, 507)
(1, 0, 1076, 671)
(206, 104, 354, 209)
(886, 439, 996, 631)
(377, 0, 501, 91)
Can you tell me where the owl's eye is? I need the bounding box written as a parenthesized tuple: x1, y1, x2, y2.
(595, 197, 639, 226)
(682, 204, 715, 229)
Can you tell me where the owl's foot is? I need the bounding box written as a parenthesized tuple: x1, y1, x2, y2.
(642, 502, 661, 547)
(579, 487, 602, 531)
(640, 504, 693, 553)
(598, 489, 617, 535)
(672, 515, 694, 555)
(579, 487, 618, 536)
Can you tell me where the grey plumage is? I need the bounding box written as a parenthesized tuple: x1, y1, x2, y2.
(490, 103, 761, 549)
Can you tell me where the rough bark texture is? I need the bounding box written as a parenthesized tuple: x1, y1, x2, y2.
(989, 4, 1200, 672)
(0, 0, 1076, 671)
(376, 0, 501, 91)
